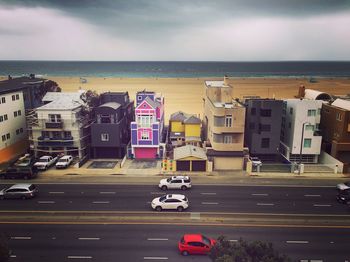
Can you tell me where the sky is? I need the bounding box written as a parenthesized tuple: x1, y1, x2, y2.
(0, 0, 350, 61)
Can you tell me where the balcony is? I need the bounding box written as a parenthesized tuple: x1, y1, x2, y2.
(37, 136, 74, 147)
(45, 121, 63, 129)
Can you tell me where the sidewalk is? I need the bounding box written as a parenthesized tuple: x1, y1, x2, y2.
(26, 159, 350, 186)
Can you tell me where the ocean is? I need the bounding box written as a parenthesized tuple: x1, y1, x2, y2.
(0, 61, 350, 78)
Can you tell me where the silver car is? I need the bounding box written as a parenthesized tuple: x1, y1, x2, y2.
(0, 184, 37, 200)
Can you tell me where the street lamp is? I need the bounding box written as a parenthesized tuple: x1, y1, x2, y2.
(298, 122, 311, 175)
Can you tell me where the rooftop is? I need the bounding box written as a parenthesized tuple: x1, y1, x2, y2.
(0, 76, 46, 95)
(174, 145, 207, 160)
(332, 98, 350, 111)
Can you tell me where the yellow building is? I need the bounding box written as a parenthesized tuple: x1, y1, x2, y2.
(169, 111, 201, 147)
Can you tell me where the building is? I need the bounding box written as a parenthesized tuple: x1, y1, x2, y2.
(244, 98, 284, 161)
(203, 77, 246, 170)
(279, 99, 323, 163)
(320, 98, 350, 173)
(173, 145, 208, 171)
(169, 111, 201, 147)
(130, 91, 165, 159)
(90, 92, 134, 158)
(29, 91, 90, 161)
(0, 75, 48, 164)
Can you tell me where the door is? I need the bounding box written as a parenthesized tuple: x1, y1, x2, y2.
(176, 160, 190, 171)
(134, 148, 157, 159)
(169, 179, 182, 189)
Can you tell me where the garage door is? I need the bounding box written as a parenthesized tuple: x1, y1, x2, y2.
(95, 148, 118, 158)
(192, 160, 206, 171)
(135, 148, 157, 159)
(176, 160, 190, 171)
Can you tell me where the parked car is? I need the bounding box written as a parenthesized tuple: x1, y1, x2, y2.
(249, 156, 262, 166)
(34, 155, 58, 170)
(178, 234, 216, 256)
(158, 176, 192, 191)
(336, 189, 350, 204)
(151, 194, 189, 212)
(336, 181, 350, 191)
(0, 154, 37, 180)
(0, 184, 37, 200)
(56, 155, 73, 169)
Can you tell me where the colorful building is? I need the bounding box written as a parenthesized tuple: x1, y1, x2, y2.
(169, 111, 201, 147)
(130, 91, 164, 159)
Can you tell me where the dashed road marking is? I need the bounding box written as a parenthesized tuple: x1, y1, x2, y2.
(147, 238, 168, 241)
(313, 204, 332, 207)
(11, 237, 31, 240)
(99, 192, 115, 194)
(286, 240, 309, 244)
(252, 193, 269, 196)
(49, 192, 64, 194)
(78, 238, 100, 240)
(201, 202, 219, 205)
(38, 201, 55, 204)
(256, 203, 274, 206)
(92, 201, 110, 204)
(304, 194, 321, 197)
(67, 256, 92, 259)
(144, 257, 168, 260)
(150, 192, 164, 195)
(201, 193, 217, 195)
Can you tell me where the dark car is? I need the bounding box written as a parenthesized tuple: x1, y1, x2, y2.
(0, 184, 37, 200)
(0, 167, 37, 180)
(336, 189, 350, 204)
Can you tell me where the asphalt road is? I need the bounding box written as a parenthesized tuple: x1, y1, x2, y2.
(0, 184, 348, 214)
(2, 224, 350, 262)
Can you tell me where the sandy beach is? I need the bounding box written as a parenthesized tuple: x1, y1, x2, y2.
(1, 76, 349, 122)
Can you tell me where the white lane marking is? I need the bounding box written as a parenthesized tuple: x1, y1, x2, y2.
(38, 201, 55, 204)
(144, 257, 168, 260)
(256, 203, 274, 206)
(147, 238, 168, 241)
(150, 192, 164, 195)
(11, 237, 31, 240)
(252, 193, 269, 196)
(92, 201, 110, 204)
(78, 238, 100, 240)
(147, 201, 151, 204)
(201, 202, 219, 205)
(286, 240, 309, 244)
(229, 239, 238, 242)
(49, 192, 64, 194)
(313, 204, 332, 207)
(200, 192, 217, 195)
(304, 194, 321, 197)
(10, 255, 16, 258)
(99, 192, 115, 194)
(67, 256, 92, 259)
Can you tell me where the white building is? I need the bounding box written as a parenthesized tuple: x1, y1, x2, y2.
(29, 91, 90, 160)
(0, 90, 27, 164)
(279, 99, 323, 163)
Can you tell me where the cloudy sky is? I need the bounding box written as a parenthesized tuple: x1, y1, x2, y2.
(0, 0, 350, 61)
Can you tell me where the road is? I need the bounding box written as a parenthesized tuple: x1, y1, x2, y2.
(2, 224, 350, 261)
(0, 184, 348, 214)
(1, 183, 349, 261)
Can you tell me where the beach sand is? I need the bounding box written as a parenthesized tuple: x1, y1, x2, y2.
(1, 76, 349, 122)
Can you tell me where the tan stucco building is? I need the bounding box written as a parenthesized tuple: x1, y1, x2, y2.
(203, 77, 246, 170)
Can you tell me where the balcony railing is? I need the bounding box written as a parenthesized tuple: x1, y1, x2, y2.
(37, 136, 74, 147)
(45, 121, 63, 129)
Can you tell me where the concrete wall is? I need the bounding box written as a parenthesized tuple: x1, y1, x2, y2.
(214, 156, 243, 170)
(319, 151, 344, 173)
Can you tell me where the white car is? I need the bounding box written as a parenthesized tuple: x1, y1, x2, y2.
(34, 155, 58, 170)
(151, 194, 189, 212)
(249, 156, 262, 166)
(158, 176, 192, 191)
(56, 155, 73, 169)
(336, 181, 350, 191)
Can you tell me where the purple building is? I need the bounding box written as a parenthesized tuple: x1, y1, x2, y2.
(130, 91, 164, 159)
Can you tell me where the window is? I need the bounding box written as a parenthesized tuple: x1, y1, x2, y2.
(305, 124, 315, 131)
(289, 108, 293, 114)
(259, 124, 271, 132)
(137, 96, 142, 101)
(14, 111, 17, 117)
(42, 131, 49, 138)
(12, 95, 15, 101)
(17, 110, 21, 116)
(64, 131, 71, 138)
(141, 130, 150, 140)
(317, 108, 321, 115)
(20, 128, 23, 133)
(2, 135, 6, 141)
(261, 138, 270, 148)
(100, 114, 111, 124)
(249, 122, 255, 129)
(251, 108, 256, 115)
(49, 114, 61, 123)
(52, 131, 61, 139)
(260, 109, 271, 117)
(16, 129, 19, 135)
(304, 138, 312, 148)
(0, 116, 3, 122)
(4, 114, 7, 120)
(336, 112, 342, 121)
(1, 97, 5, 103)
(101, 133, 109, 141)
(224, 135, 232, 144)
(16, 94, 19, 100)
(288, 122, 291, 128)
(6, 133, 10, 140)
(225, 115, 232, 127)
(307, 109, 316, 116)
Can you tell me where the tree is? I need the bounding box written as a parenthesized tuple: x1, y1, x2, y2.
(209, 236, 291, 262)
(0, 234, 10, 262)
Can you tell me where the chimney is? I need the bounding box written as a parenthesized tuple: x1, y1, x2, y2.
(298, 85, 305, 98)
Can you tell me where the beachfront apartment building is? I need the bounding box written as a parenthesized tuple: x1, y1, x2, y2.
(279, 99, 323, 163)
(0, 75, 48, 164)
(130, 91, 165, 159)
(320, 98, 350, 173)
(203, 77, 246, 170)
(29, 91, 90, 161)
(244, 98, 284, 161)
(169, 111, 202, 147)
(90, 92, 134, 158)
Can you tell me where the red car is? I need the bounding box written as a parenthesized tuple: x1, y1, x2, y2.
(178, 234, 216, 256)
